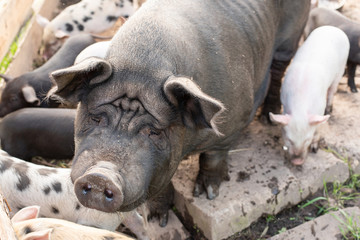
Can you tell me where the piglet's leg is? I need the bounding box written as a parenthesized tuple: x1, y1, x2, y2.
(325, 71, 343, 115)
(310, 130, 321, 153)
(347, 62, 358, 93)
(122, 210, 149, 240)
(193, 150, 230, 200)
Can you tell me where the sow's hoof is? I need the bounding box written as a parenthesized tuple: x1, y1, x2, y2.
(193, 171, 230, 200)
(260, 105, 281, 125)
(259, 113, 272, 125)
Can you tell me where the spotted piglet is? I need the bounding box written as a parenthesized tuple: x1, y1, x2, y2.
(270, 26, 350, 165)
(0, 150, 149, 240)
(12, 206, 135, 240)
(36, 0, 135, 58)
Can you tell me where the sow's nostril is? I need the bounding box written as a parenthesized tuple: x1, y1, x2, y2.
(74, 172, 124, 213)
(82, 183, 92, 195)
(104, 189, 114, 201)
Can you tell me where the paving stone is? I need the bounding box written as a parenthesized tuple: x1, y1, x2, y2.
(269, 207, 360, 240)
(171, 78, 360, 240)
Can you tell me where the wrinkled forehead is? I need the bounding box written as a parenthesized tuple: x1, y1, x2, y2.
(86, 71, 162, 103)
(83, 71, 172, 125)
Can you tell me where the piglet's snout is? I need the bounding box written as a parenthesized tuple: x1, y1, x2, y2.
(74, 169, 124, 213)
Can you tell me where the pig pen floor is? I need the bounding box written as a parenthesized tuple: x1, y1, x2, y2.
(169, 76, 360, 240)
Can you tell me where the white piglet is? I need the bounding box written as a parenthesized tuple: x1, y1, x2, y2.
(36, 0, 134, 58)
(0, 150, 149, 240)
(270, 26, 349, 165)
(37, 0, 135, 40)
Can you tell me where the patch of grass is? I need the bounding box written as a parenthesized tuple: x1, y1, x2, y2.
(265, 215, 276, 223)
(193, 224, 200, 233)
(332, 209, 360, 240)
(298, 147, 360, 220)
(298, 193, 336, 216)
(277, 227, 287, 234)
(0, 12, 33, 75)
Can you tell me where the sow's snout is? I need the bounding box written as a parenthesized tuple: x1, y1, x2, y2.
(73, 162, 125, 213)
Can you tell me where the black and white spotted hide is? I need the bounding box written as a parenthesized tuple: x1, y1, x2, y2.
(38, 0, 136, 40)
(0, 150, 149, 240)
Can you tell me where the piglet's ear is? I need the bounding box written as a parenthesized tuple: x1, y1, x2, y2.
(35, 14, 50, 28)
(309, 114, 330, 125)
(0, 73, 13, 83)
(54, 29, 69, 39)
(164, 76, 225, 136)
(49, 57, 112, 105)
(11, 206, 40, 223)
(22, 86, 40, 105)
(22, 229, 52, 240)
(269, 113, 291, 125)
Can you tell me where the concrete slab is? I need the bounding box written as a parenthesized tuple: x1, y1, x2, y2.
(269, 207, 360, 240)
(172, 77, 360, 240)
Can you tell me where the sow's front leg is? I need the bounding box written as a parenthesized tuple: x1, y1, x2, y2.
(260, 59, 291, 123)
(147, 182, 174, 227)
(260, 0, 310, 123)
(193, 150, 230, 200)
(347, 62, 358, 93)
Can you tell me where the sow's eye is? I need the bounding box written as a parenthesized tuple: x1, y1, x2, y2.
(89, 114, 108, 127)
(141, 127, 166, 150)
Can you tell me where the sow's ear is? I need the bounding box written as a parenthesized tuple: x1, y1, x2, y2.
(49, 57, 112, 104)
(164, 76, 225, 135)
(11, 205, 40, 223)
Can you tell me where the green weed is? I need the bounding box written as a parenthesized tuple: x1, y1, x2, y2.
(265, 215, 276, 223)
(298, 147, 360, 218)
(0, 13, 33, 75)
(332, 209, 360, 240)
